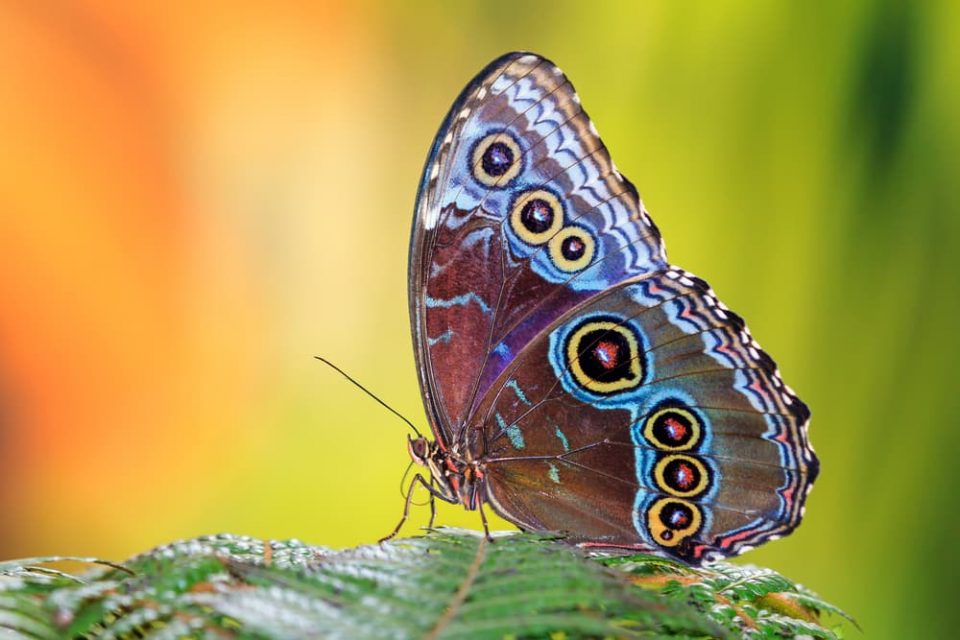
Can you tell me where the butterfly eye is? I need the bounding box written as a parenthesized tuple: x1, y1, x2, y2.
(565, 318, 645, 394)
(407, 437, 429, 464)
(471, 132, 523, 187)
(653, 454, 710, 498)
(646, 498, 702, 548)
(548, 226, 595, 272)
(644, 406, 702, 451)
(509, 190, 564, 244)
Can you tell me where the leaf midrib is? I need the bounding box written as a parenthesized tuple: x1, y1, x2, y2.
(423, 536, 488, 640)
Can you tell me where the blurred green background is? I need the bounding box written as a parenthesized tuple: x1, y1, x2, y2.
(1, 2, 956, 637)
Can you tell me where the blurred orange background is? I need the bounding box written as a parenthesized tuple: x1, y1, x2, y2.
(1, 3, 957, 638)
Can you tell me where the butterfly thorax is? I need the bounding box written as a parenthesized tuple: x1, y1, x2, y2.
(407, 435, 484, 510)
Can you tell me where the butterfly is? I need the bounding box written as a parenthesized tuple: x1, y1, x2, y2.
(390, 51, 818, 564)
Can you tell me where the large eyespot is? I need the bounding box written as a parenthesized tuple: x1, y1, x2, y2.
(646, 498, 702, 548)
(565, 317, 645, 394)
(643, 405, 702, 451)
(471, 132, 523, 187)
(548, 225, 595, 272)
(510, 190, 564, 245)
(653, 454, 710, 498)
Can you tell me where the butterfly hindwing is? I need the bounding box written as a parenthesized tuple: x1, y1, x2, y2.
(410, 52, 667, 441)
(469, 269, 818, 562)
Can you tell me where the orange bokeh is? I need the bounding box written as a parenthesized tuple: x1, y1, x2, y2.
(0, 1, 375, 555)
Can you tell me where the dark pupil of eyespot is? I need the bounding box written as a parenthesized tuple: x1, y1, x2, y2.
(482, 142, 514, 177)
(561, 235, 586, 260)
(654, 412, 693, 447)
(578, 329, 632, 383)
(520, 199, 554, 233)
(660, 502, 693, 530)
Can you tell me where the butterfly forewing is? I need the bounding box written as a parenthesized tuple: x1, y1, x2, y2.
(410, 52, 666, 441)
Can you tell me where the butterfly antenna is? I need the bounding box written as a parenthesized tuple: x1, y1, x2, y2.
(399, 460, 431, 506)
(315, 356, 424, 438)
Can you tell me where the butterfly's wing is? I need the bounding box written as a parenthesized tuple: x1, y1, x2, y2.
(410, 52, 667, 442)
(470, 269, 818, 563)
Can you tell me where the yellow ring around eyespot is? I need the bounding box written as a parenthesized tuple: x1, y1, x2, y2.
(643, 407, 702, 452)
(653, 454, 710, 498)
(509, 189, 564, 245)
(646, 497, 702, 548)
(566, 320, 643, 393)
(471, 132, 523, 187)
(548, 226, 595, 272)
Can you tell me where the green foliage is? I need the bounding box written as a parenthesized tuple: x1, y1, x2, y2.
(0, 529, 851, 639)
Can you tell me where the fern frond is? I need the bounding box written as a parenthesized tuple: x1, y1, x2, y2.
(606, 550, 852, 639)
(0, 529, 850, 639)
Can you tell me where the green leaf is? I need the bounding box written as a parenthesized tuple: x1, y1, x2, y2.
(0, 529, 851, 639)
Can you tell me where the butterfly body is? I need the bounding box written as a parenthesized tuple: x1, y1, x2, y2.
(398, 52, 818, 564)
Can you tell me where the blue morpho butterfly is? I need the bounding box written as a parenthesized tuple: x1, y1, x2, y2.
(387, 51, 818, 564)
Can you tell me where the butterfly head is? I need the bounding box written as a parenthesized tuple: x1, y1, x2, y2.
(406, 435, 485, 510)
(406, 435, 455, 496)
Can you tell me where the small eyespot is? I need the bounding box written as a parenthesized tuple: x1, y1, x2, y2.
(653, 454, 710, 498)
(510, 190, 563, 244)
(646, 498, 702, 548)
(548, 226, 595, 272)
(643, 405, 702, 452)
(471, 132, 522, 187)
(564, 317, 645, 394)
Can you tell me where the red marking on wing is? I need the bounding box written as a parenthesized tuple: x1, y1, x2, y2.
(594, 341, 619, 370)
(749, 379, 769, 398)
(673, 462, 695, 490)
(780, 485, 796, 503)
(664, 417, 688, 442)
(714, 342, 735, 359)
(719, 527, 765, 549)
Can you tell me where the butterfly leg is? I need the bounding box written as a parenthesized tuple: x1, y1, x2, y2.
(477, 484, 494, 542)
(380, 473, 447, 544)
(427, 478, 438, 530)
